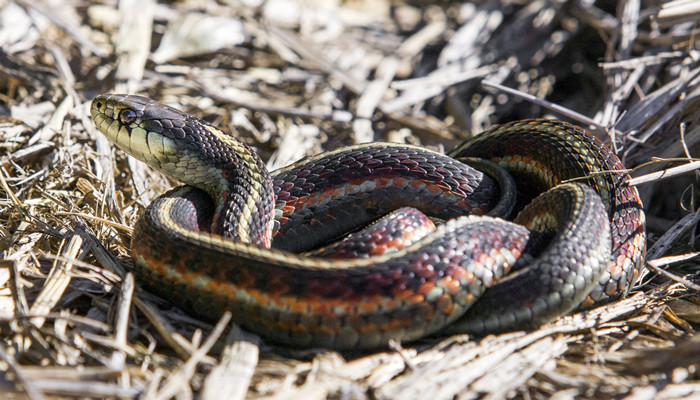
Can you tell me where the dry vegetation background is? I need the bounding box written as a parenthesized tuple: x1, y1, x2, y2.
(1, 0, 700, 399)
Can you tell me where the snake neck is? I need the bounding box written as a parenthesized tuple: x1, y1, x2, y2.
(91, 93, 276, 247)
(188, 119, 276, 246)
(213, 143, 276, 247)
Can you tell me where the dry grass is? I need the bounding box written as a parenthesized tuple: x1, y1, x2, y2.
(1, 0, 700, 399)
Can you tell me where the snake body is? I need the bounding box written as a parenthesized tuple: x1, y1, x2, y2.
(91, 94, 646, 349)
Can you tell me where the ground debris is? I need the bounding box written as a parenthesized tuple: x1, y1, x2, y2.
(1, 1, 699, 399)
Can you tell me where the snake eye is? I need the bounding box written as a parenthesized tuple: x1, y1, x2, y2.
(119, 109, 137, 124)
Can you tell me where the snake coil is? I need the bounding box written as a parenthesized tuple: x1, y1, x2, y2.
(92, 94, 646, 350)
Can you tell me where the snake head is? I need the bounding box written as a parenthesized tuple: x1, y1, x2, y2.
(90, 93, 244, 196)
(90, 94, 189, 174)
(91, 93, 276, 244)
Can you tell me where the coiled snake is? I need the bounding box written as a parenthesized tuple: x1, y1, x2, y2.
(91, 94, 646, 350)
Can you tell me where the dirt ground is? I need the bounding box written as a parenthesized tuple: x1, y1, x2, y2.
(1, 0, 700, 399)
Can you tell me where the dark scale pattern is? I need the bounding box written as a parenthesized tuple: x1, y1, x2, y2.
(91, 95, 647, 350)
(134, 188, 531, 349)
(306, 207, 436, 258)
(446, 184, 610, 334)
(449, 119, 646, 304)
(271, 145, 502, 252)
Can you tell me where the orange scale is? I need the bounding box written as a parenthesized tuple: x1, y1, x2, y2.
(372, 177, 390, 188)
(355, 322, 378, 333)
(287, 297, 311, 313)
(358, 298, 382, 312)
(409, 180, 426, 189)
(452, 199, 468, 209)
(384, 298, 401, 308)
(604, 284, 618, 297)
(509, 154, 523, 162)
(464, 292, 476, 305)
(379, 318, 408, 332)
(446, 267, 464, 281)
(393, 177, 407, 186)
(139, 255, 168, 276)
(248, 288, 273, 307)
(475, 253, 494, 266)
(208, 274, 237, 299)
(386, 238, 404, 247)
(437, 294, 456, 315)
(611, 257, 625, 274)
(294, 200, 308, 211)
(274, 292, 300, 309)
(510, 248, 522, 259)
(168, 256, 186, 273)
(443, 277, 463, 295)
(416, 281, 435, 295)
(390, 286, 414, 300)
(426, 184, 443, 194)
(330, 187, 345, 197)
(316, 324, 341, 335)
(370, 245, 390, 256)
(627, 245, 639, 257)
(458, 270, 478, 286)
(311, 298, 342, 315)
(305, 302, 325, 315)
(407, 293, 425, 304)
(304, 196, 319, 206)
(182, 271, 202, 286)
(522, 156, 537, 164)
(318, 190, 333, 201)
(281, 205, 295, 215)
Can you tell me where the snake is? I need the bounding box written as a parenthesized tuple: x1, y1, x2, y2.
(91, 94, 646, 350)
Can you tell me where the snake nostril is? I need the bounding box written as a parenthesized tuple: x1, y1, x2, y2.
(94, 101, 103, 110)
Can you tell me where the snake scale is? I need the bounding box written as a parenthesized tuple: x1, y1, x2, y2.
(91, 94, 646, 350)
